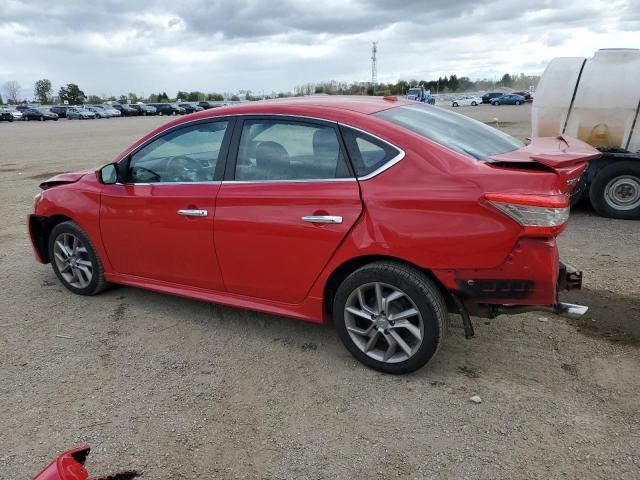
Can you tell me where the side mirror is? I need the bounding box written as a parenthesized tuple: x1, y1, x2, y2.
(98, 163, 119, 184)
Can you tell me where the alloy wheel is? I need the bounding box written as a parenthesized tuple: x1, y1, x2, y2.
(53, 233, 94, 289)
(344, 282, 424, 363)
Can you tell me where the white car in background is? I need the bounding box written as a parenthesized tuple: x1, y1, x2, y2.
(451, 95, 482, 107)
(9, 109, 23, 120)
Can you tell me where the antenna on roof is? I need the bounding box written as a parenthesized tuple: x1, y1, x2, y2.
(371, 41, 378, 86)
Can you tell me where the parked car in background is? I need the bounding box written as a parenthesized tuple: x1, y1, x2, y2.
(0, 108, 14, 122)
(29, 96, 597, 374)
(86, 106, 110, 118)
(130, 104, 157, 116)
(149, 103, 181, 115)
(178, 103, 202, 113)
(491, 94, 526, 105)
(512, 91, 533, 102)
(451, 95, 482, 107)
(481, 92, 504, 104)
(49, 106, 69, 118)
(22, 108, 58, 121)
(97, 105, 121, 117)
(197, 101, 217, 109)
(67, 107, 96, 120)
(9, 109, 22, 120)
(111, 104, 139, 116)
(15, 104, 31, 112)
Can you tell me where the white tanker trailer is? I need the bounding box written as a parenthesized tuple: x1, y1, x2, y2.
(532, 48, 640, 219)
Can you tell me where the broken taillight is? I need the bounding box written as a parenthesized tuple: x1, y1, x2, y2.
(485, 193, 570, 237)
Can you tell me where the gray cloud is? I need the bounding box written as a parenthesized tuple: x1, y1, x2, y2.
(0, 0, 637, 98)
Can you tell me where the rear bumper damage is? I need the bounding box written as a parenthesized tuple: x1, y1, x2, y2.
(478, 260, 588, 320)
(438, 240, 588, 338)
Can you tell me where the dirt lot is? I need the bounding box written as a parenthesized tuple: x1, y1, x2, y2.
(1, 106, 639, 479)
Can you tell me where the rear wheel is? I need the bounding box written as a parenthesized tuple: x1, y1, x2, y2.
(333, 261, 447, 374)
(515, 100, 521, 105)
(39, 116, 44, 121)
(589, 161, 640, 219)
(49, 221, 110, 295)
(492, 101, 499, 106)
(452, 102, 458, 107)
(471, 101, 477, 106)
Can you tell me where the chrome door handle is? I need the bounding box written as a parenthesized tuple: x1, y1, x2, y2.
(177, 209, 208, 217)
(302, 215, 343, 224)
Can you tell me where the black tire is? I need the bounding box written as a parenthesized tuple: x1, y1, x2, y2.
(452, 102, 458, 107)
(8, 118, 13, 122)
(515, 101, 521, 105)
(492, 102, 499, 106)
(39, 116, 44, 121)
(589, 160, 640, 219)
(333, 261, 448, 374)
(48, 221, 110, 295)
(471, 101, 477, 106)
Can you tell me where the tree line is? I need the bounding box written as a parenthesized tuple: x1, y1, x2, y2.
(297, 73, 539, 96)
(2, 72, 539, 106)
(1, 79, 238, 105)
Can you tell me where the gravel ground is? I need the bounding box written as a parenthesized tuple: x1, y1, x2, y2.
(1, 107, 639, 479)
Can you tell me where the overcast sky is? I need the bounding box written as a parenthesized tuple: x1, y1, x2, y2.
(1, 0, 639, 99)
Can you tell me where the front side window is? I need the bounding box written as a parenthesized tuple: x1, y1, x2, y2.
(127, 121, 228, 183)
(375, 104, 522, 161)
(234, 120, 351, 181)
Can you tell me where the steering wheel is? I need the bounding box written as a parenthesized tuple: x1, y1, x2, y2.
(130, 166, 161, 183)
(165, 155, 205, 181)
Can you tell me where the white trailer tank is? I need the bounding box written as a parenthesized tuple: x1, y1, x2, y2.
(532, 49, 640, 219)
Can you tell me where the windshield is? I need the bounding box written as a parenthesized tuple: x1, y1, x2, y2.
(375, 104, 523, 161)
(407, 89, 421, 95)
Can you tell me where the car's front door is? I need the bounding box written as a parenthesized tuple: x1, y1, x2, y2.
(214, 116, 362, 303)
(100, 119, 233, 290)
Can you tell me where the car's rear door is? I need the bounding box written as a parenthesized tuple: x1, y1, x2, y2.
(100, 118, 233, 290)
(214, 116, 362, 303)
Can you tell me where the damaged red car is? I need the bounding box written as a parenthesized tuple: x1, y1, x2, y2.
(29, 96, 599, 373)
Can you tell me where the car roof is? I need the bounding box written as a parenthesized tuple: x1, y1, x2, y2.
(190, 95, 414, 119)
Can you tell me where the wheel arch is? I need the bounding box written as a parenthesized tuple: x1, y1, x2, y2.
(323, 255, 455, 315)
(30, 214, 74, 263)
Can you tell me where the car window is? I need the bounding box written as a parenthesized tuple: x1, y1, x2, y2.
(375, 104, 523, 161)
(339, 126, 401, 177)
(127, 121, 228, 183)
(234, 120, 351, 181)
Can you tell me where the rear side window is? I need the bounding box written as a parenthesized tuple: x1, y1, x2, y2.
(235, 120, 351, 181)
(340, 126, 401, 177)
(375, 104, 522, 161)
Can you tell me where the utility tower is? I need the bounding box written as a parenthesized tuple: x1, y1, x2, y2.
(371, 41, 378, 85)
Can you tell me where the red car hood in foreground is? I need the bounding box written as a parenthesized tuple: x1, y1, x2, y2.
(39, 170, 92, 190)
(33, 445, 90, 480)
(489, 135, 601, 193)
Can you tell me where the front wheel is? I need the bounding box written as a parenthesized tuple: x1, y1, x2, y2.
(39, 116, 44, 121)
(49, 221, 110, 295)
(515, 101, 521, 105)
(333, 261, 448, 374)
(452, 102, 458, 107)
(471, 101, 477, 106)
(589, 161, 640, 219)
(492, 102, 499, 106)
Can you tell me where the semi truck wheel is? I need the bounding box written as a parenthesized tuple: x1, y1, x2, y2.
(589, 160, 640, 220)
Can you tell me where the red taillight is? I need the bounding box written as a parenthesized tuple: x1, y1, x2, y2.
(485, 193, 570, 237)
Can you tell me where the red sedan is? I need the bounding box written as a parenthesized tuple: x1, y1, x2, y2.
(29, 96, 599, 373)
